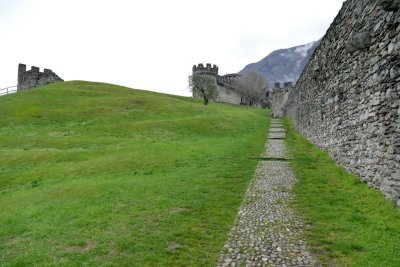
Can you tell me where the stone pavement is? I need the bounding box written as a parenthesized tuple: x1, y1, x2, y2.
(217, 119, 319, 267)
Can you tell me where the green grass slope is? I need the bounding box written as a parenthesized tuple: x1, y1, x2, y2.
(0, 81, 269, 266)
(284, 119, 400, 267)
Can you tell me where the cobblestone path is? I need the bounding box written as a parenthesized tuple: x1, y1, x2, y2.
(217, 119, 319, 267)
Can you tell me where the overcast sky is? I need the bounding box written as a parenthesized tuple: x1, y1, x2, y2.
(0, 0, 344, 96)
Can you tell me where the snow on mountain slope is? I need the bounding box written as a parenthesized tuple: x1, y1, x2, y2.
(239, 40, 320, 90)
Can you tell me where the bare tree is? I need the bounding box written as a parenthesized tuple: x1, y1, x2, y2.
(188, 74, 218, 105)
(235, 71, 268, 106)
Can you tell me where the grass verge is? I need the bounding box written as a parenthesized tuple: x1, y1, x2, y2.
(284, 118, 400, 266)
(0, 81, 270, 266)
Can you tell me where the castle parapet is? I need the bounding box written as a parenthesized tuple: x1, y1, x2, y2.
(273, 81, 293, 94)
(44, 69, 54, 75)
(17, 63, 64, 91)
(31, 66, 40, 72)
(217, 73, 242, 87)
(193, 63, 219, 76)
(283, 82, 293, 88)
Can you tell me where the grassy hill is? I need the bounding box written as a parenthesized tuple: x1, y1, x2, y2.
(0, 81, 269, 266)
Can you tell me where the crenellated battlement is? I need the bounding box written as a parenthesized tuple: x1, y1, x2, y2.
(17, 63, 63, 91)
(30, 66, 40, 72)
(217, 73, 242, 87)
(192, 63, 242, 88)
(192, 63, 246, 105)
(193, 63, 219, 76)
(192, 63, 269, 107)
(273, 81, 293, 94)
(283, 82, 293, 87)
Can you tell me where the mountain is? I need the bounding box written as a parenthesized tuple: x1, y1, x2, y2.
(239, 40, 320, 89)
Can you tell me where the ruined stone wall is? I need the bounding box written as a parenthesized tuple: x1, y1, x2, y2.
(18, 64, 63, 91)
(282, 0, 400, 206)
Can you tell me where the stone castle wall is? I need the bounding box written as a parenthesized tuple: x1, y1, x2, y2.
(272, 82, 293, 118)
(216, 84, 242, 104)
(192, 63, 243, 105)
(18, 63, 63, 91)
(275, 0, 400, 206)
